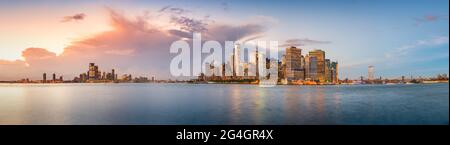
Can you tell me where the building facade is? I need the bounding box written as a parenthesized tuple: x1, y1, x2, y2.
(285, 46, 304, 81)
(309, 49, 326, 82)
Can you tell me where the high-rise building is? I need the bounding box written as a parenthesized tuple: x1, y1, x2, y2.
(222, 63, 227, 79)
(325, 59, 331, 82)
(43, 73, 47, 83)
(255, 48, 260, 79)
(299, 55, 305, 80)
(79, 74, 83, 82)
(285, 46, 303, 81)
(243, 63, 248, 77)
(309, 49, 326, 82)
(331, 61, 339, 83)
(258, 53, 267, 80)
(88, 63, 95, 79)
(102, 72, 106, 80)
(112, 69, 115, 81)
(234, 44, 241, 76)
(88, 63, 100, 80)
(97, 70, 101, 80)
(52, 73, 56, 82)
(227, 53, 234, 77)
(309, 56, 318, 81)
(304, 55, 310, 80)
(368, 65, 374, 80)
(280, 55, 286, 80)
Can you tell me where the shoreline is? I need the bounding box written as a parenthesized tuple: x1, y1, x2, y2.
(0, 81, 448, 85)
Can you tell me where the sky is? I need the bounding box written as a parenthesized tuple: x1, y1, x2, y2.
(0, 0, 448, 80)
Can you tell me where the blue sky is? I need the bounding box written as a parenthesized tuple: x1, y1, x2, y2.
(0, 0, 448, 80)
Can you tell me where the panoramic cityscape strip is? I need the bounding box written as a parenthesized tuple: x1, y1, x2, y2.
(1, 44, 448, 85)
(0, 0, 448, 130)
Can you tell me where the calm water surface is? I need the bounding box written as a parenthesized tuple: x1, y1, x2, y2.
(0, 83, 448, 125)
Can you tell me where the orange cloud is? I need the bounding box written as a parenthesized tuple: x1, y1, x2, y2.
(22, 48, 57, 61)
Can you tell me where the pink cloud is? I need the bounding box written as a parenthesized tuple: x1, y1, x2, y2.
(61, 13, 86, 22)
(0, 8, 271, 81)
(22, 48, 57, 61)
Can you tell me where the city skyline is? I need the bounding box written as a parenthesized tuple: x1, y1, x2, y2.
(0, 0, 448, 80)
(5, 47, 448, 85)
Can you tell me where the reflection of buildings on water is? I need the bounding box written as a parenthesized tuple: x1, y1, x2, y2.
(228, 86, 267, 124)
(281, 86, 331, 124)
(229, 85, 243, 124)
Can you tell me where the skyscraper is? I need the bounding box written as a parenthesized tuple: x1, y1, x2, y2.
(227, 53, 234, 77)
(88, 63, 100, 80)
(285, 46, 303, 81)
(309, 56, 318, 81)
(255, 48, 259, 79)
(304, 55, 310, 80)
(112, 69, 115, 81)
(299, 55, 305, 80)
(43, 73, 46, 83)
(331, 61, 339, 83)
(368, 65, 374, 80)
(325, 59, 331, 82)
(234, 44, 241, 76)
(309, 50, 326, 82)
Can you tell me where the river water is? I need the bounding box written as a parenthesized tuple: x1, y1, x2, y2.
(0, 83, 448, 125)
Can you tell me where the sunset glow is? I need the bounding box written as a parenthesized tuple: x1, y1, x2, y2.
(0, 0, 448, 81)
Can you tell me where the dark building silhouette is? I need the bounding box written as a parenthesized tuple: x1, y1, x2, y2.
(43, 73, 47, 83)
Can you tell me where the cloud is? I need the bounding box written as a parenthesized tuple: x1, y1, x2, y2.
(0, 60, 30, 80)
(158, 5, 190, 15)
(104, 49, 136, 56)
(22, 48, 57, 61)
(205, 24, 266, 43)
(248, 15, 279, 26)
(414, 15, 449, 25)
(0, 8, 269, 80)
(159, 5, 171, 12)
(385, 36, 449, 58)
(221, 2, 229, 11)
(238, 34, 265, 42)
(170, 16, 208, 32)
(61, 13, 86, 22)
(167, 29, 192, 39)
(279, 38, 331, 47)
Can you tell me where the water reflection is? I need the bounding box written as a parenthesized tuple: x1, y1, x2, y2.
(315, 87, 325, 123)
(0, 85, 27, 124)
(252, 88, 266, 124)
(229, 85, 242, 124)
(0, 83, 448, 125)
(282, 86, 301, 124)
(332, 90, 342, 123)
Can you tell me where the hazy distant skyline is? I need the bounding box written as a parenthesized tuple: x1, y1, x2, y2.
(0, 0, 448, 80)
